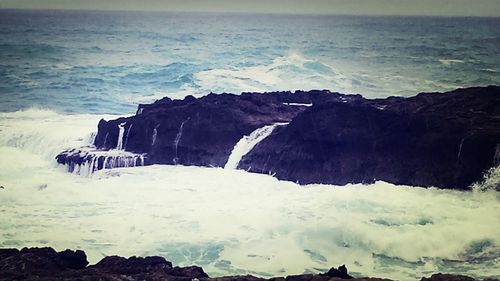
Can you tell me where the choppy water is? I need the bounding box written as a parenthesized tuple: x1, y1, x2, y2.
(0, 108, 499, 280)
(1, 10, 499, 114)
(0, 9, 499, 280)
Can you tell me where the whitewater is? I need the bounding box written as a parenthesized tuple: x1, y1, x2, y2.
(0, 108, 499, 280)
(1, 9, 500, 281)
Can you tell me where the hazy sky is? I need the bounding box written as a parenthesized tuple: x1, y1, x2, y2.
(1, 0, 500, 17)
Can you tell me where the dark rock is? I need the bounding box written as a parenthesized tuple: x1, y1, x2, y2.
(56, 86, 500, 189)
(0, 247, 89, 280)
(421, 273, 476, 281)
(0, 248, 18, 261)
(57, 90, 336, 170)
(170, 265, 209, 278)
(240, 86, 500, 189)
(0, 247, 496, 281)
(56, 249, 89, 269)
(92, 255, 172, 275)
(99, 92, 320, 167)
(321, 264, 353, 279)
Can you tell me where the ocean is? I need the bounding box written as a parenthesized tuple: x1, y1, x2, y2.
(0, 9, 499, 280)
(1, 10, 499, 114)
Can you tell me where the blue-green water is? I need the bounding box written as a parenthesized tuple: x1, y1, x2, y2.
(1, 9, 499, 114)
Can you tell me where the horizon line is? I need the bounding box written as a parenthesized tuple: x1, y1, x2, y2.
(1, 7, 500, 18)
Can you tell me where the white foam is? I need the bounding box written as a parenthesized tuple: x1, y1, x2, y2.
(0, 108, 118, 159)
(480, 68, 498, 73)
(60, 147, 147, 176)
(195, 53, 353, 95)
(121, 53, 353, 105)
(439, 59, 465, 66)
(283, 102, 313, 107)
(0, 109, 499, 280)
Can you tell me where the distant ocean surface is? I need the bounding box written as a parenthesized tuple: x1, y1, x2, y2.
(0, 9, 499, 114)
(1, 9, 500, 281)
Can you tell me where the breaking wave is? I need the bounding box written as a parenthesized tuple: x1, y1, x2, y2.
(125, 53, 354, 103)
(195, 53, 352, 94)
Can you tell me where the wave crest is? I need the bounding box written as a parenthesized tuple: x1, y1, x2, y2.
(195, 53, 352, 94)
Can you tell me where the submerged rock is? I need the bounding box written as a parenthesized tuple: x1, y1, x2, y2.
(56, 86, 500, 189)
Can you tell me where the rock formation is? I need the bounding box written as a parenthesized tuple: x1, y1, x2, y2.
(56, 86, 500, 189)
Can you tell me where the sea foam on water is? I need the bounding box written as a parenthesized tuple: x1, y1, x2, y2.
(0, 109, 498, 280)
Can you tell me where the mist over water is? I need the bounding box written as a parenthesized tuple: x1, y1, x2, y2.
(0, 9, 499, 281)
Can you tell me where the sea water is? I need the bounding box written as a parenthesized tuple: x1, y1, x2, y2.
(0, 9, 499, 280)
(1, 10, 499, 114)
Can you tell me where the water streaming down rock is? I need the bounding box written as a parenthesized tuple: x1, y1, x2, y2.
(56, 123, 146, 176)
(88, 132, 97, 145)
(173, 119, 189, 165)
(57, 148, 147, 176)
(56, 87, 500, 189)
(152, 125, 159, 146)
(116, 122, 126, 150)
(225, 122, 289, 169)
(103, 132, 109, 148)
(124, 123, 133, 150)
(90, 91, 315, 168)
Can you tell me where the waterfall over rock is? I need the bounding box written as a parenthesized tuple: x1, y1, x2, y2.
(56, 147, 146, 176)
(116, 122, 126, 150)
(225, 123, 288, 170)
(55, 87, 500, 189)
(152, 125, 159, 146)
(173, 118, 189, 165)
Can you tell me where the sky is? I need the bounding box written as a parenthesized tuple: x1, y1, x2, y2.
(0, 0, 500, 17)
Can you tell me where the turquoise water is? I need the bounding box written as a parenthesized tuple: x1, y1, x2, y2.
(1, 10, 499, 114)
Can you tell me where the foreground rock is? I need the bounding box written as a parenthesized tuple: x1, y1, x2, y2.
(1, 247, 497, 281)
(56, 86, 500, 189)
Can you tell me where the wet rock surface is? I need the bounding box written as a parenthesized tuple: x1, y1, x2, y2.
(56, 86, 500, 189)
(240, 86, 500, 189)
(1, 247, 497, 281)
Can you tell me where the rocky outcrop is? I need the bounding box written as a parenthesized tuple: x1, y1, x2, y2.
(56, 90, 344, 171)
(56, 86, 500, 189)
(1, 247, 497, 281)
(240, 86, 500, 189)
(91, 91, 337, 167)
(0, 247, 88, 280)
